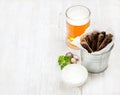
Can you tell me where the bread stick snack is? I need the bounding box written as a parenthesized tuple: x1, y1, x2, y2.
(80, 31, 113, 53)
(97, 33, 104, 50)
(97, 34, 113, 51)
(91, 31, 99, 51)
(81, 41, 93, 53)
(84, 34, 91, 47)
(101, 31, 106, 37)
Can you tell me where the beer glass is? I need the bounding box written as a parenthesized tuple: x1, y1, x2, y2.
(65, 5, 91, 49)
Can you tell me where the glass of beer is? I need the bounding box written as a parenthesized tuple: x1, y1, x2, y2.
(65, 5, 91, 49)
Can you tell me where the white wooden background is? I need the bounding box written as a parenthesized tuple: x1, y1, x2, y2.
(0, 0, 120, 95)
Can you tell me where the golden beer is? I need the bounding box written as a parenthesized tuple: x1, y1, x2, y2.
(65, 5, 91, 49)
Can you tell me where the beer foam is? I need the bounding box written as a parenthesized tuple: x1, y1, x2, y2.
(67, 18, 89, 26)
(66, 6, 90, 26)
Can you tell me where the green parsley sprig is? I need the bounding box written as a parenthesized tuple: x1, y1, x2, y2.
(58, 56, 71, 70)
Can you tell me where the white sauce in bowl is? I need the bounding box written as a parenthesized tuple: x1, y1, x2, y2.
(61, 64, 88, 87)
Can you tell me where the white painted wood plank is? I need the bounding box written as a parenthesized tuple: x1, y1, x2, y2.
(0, 0, 120, 95)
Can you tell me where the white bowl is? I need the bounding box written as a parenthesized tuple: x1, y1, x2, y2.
(61, 64, 88, 87)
